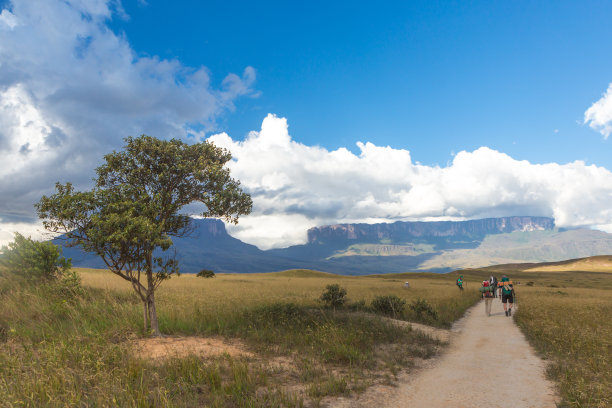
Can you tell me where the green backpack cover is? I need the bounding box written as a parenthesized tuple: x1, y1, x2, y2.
(500, 278, 513, 294)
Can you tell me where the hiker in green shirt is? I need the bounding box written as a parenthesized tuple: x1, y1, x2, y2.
(456, 275, 464, 291)
(498, 275, 515, 316)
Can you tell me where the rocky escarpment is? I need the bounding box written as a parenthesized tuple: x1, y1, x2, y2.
(307, 216, 555, 244)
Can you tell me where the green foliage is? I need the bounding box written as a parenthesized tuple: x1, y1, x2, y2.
(371, 295, 406, 318)
(0, 232, 71, 280)
(36, 135, 252, 335)
(55, 269, 85, 298)
(320, 284, 347, 308)
(197, 269, 215, 278)
(409, 298, 439, 322)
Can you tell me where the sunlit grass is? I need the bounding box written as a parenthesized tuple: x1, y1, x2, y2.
(515, 286, 612, 408)
(11, 264, 609, 407)
(0, 267, 479, 406)
(78, 267, 479, 329)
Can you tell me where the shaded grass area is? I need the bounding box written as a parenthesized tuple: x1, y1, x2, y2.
(514, 287, 612, 408)
(0, 269, 468, 407)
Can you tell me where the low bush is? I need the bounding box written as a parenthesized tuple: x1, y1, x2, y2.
(197, 269, 215, 278)
(409, 298, 438, 323)
(320, 284, 347, 309)
(371, 295, 406, 318)
(53, 269, 85, 298)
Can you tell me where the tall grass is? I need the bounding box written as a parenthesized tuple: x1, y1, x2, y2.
(79, 268, 480, 329)
(0, 272, 305, 407)
(0, 268, 479, 406)
(514, 286, 612, 408)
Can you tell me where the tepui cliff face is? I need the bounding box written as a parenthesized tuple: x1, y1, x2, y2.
(306, 216, 555, 244)
(62, 215, 612, 275)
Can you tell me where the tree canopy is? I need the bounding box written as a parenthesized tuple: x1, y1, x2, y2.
(37, 135, 252, 335)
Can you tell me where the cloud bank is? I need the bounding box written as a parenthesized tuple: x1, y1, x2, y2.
(0, 0, 255, 232)
(585, 83, 612, 138)
(3, 1, 612, 250)
(210, 114, 612, 249)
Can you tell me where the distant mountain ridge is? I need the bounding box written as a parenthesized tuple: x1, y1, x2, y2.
(57, 216, 612, 275)
(307, 216, 554, 244)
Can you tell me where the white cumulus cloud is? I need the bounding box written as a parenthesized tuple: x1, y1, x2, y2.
(585, 83, 612, 138)
(211, 114, 612, 249)
(0, 0, 256, 233)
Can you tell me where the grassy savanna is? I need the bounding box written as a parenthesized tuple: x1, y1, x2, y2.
(514, 286, 612, 408)
(460, 264, 612, 408)
(0, 267, 479, 407)
(79, 267, 480, 329)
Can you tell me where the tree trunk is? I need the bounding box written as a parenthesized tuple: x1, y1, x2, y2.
(148, 291, 161, 337)
(143, 300, 149, 333)
(146, 250, 161, 337)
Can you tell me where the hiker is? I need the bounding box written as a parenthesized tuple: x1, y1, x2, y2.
(456, 275, 464, 291)
(480, 280, 494, 316)
(498, 275, 515, 316)
(489, 275, 498, 298)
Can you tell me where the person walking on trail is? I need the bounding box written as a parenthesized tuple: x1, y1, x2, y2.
(498, 275, 515, 316)
(456, 275, 464, 291)
(489, 275, 498, 298)
(480, 280, 494, 316)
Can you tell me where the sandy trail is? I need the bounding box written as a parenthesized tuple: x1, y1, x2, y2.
(332, 299, 559, 408)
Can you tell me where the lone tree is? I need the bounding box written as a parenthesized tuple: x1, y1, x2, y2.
(36, 135, 252, 336)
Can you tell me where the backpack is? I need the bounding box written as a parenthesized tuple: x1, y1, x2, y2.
(501, 281, 513, 294)
(479, 281, 493, 296)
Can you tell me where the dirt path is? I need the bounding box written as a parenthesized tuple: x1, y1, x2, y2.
(332, 299, 559, 408)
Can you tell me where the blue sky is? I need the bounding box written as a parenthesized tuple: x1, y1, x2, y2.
(2, 0, 612, 248)
(112, 0, 612, 167)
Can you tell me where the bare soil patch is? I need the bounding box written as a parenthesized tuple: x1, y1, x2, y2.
(131, 336, 254, 360)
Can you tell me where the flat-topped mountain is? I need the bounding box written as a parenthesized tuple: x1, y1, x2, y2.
(57, 216, 612, 275)
(307, 216, 554, 244)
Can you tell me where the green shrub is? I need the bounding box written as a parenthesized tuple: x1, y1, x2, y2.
(409, 298, 438, 322)
(320, 284, 347, 309)
(371, 295, 406, 318)
(0, 232, 71, 280)
(55, 269, 84, 298)
(196, 269, 215, 278)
